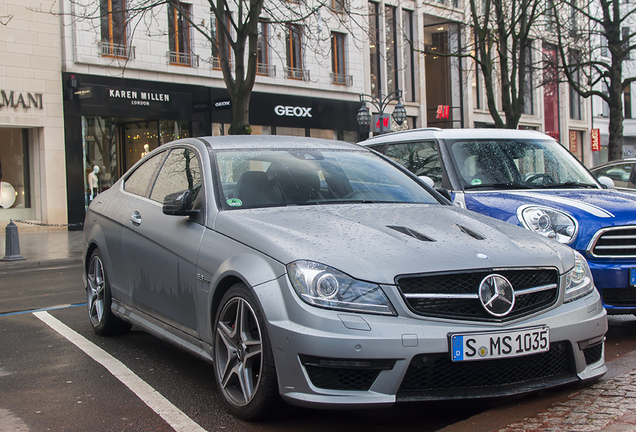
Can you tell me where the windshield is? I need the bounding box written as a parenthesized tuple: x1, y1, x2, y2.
(447, 139, 600, 190)
(214, 148, 440, 209)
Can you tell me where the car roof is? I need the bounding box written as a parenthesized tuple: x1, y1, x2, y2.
(362, 128, 554, 145)
(590, 158, 636, 171)
(192, 135, 364, 151)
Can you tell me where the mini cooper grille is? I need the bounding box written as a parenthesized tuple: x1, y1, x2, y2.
(590, 226, 636, 257)
(600, 288, 636, 307)
(397, 341, 573, 398)
(396, 269, 558, 321)
(583, 344, 603, 365)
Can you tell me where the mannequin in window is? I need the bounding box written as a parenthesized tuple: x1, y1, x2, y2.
(141, 144, 150, 159)
(88, 165, 99, 201)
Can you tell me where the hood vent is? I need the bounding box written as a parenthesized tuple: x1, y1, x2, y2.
(453, 224, 485, 240)
(387, 226, 436, 242)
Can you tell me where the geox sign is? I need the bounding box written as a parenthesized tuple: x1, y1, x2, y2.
(0, 90, 43, 109)
(274, 105, 312, 118)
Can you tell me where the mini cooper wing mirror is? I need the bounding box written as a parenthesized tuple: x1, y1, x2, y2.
(597, 176, 615, 189)
(163, 190, 199, 217)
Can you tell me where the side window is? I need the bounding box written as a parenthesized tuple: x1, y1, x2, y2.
(600, 164, 633, 187)
(123, 152, 166, 197)
(385, 142, 443, 186)
(150, 148, 203, 208)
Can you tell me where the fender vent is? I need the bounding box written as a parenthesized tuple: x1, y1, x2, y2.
(387, 226, 436, 242)
(453, 224, 485, 240)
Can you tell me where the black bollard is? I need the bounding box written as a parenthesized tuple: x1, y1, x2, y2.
(1, 220, 25, 261)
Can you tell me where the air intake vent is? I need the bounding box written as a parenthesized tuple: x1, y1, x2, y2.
(387, 226, 436, 242)
(453, 224, 485, 240)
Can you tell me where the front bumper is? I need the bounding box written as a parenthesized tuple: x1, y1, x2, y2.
(256, 276, 608, 409)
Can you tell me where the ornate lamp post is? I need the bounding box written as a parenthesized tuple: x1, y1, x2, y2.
(356, 90, 407, 134)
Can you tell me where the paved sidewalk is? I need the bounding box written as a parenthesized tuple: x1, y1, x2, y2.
(2, 225, 636, 432)
(0, 225, 83, 269)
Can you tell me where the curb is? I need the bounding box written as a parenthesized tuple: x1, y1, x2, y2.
(0, 257, 83, 271)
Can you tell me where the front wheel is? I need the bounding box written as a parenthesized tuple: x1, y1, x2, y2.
(213, 283, 283, 420)
(86, 249, 131, 335)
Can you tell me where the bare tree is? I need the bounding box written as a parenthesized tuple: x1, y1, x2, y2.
(464, 0, 544, 128)
(554, 0, 636, 161)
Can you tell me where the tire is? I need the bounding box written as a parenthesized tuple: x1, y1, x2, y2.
(86, 249, 132, 336)
(213, 283, 283, 420)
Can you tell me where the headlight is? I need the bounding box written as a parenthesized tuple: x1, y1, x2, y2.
(287, 260, 396, 315)
(517, 205, 578, 244)
(564, 251, 594, 303)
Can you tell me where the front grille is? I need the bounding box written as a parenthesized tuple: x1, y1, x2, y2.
(600, 288, 636, 306)
(300, 356, 395, 391)
(583, 343, 603, 365)
(397, 269, 558, 322)
(590, 226, 636, 257)
(398, 341, 574, 400)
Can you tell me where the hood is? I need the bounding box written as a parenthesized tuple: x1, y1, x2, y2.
(464, 189, 636, 251)
(214, 204, 573, 284)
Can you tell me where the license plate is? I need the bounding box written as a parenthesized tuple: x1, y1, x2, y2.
(631, 268, 636, 286)
(450, 326, 549, 362)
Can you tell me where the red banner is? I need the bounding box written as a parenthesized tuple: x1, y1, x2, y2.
(591, 128, 601, 151)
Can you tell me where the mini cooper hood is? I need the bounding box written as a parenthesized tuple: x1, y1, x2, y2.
(214, 204, 574, 285)
(465, 189, 636, 250)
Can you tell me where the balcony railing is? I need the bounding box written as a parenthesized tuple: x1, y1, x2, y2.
(257, 63, 276, 77)
(330, 72, 353, 86)
(167, 51, 199, 67)
(285, 67, 310, 82)
(99, 42, 135, 59)
(211, 57, 234, 70)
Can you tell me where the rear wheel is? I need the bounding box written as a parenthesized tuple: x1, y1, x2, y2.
(213, 283, 283, 420)
(86, 249, 131, 335)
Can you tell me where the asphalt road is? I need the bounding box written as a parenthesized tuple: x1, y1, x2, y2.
(1, 264, 636, 432)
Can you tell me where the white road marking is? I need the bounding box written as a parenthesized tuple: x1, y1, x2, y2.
(33, 311, 207, 432)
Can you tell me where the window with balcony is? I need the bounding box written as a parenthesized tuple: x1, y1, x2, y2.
(402, 9, 416, 102)
(523, 41, 534, 115)
(569, 50, 582, 120)
(257, 20, 275, 76)
(626, 84, 632, 119)
(332, 0, 346, 13)
(100, 0, 131, 58)
(385, 5, 398, 95)
(211, 13, 232, 70)
(331, 32, 351, 85)
(168, 2, 197, 67)
(285, 24, 306, 80)
(369, 1, 381, 97)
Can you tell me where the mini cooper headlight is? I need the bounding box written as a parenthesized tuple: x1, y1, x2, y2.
(287, 260, 396, 315)
(518, 205, 578, 244)
(564, 251, 594, 303)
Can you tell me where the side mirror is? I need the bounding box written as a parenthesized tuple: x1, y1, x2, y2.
(597, 176, 615, 189)
(163, 190, 199, 217)
(418, 175, 435, 188)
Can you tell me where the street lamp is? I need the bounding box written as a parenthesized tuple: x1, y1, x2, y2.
(356, 90, 407, 134)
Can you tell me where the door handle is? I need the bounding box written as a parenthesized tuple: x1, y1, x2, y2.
(130, 211, 142, 226)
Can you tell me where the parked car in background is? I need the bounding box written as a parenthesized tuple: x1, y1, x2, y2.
(590, 158, 636, 193)
(84, 135, 606, 420)
(364, 128, 636, 315)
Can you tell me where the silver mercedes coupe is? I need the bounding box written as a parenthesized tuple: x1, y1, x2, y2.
(83, 135, 607, 420)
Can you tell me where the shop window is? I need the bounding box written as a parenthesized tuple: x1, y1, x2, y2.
(402, 9, 416, 102)
(0, 128, 30, 210)
(626, 84, 632, 119)
(82, 116, 118, 206)
(569, 50, 582, 120)
(331, 32, 350, 85)
(100, 0, 129, 58)
(168, 2, 196, 67)
(369, 1, 381, 97)
(285, 24, 305, 80)
(385, 5, 398, 95)
(543, 44, 560, 141)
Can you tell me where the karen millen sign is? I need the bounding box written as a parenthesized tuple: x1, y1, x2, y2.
(0, 90, 43, 109)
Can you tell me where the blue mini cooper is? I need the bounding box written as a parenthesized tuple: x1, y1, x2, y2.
(365, 128, 636, 314)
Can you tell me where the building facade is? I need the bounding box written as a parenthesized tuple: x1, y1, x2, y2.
(0, 0, 67, 226)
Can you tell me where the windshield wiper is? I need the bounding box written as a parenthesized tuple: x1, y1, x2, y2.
(312, 199, 407, 205)
(464, 183, 532, 190)
(540, 181, 598, 189)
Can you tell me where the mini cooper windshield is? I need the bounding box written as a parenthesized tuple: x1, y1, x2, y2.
(448, 139, 599, 190)
(215, 148, 440, 209)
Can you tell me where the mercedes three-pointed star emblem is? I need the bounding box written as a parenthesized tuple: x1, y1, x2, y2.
(479, 274, 515, 317)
